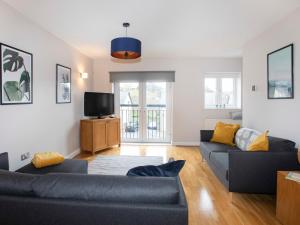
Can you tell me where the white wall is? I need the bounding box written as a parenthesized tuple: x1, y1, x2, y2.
(93, 58, 242, 145)
(243, 8, 300, 146)
(0, 2, 93, 170)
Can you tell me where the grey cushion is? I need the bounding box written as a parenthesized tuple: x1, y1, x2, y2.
(0, 170, 39, 196)
(33, 173, 179, 204)
(230, 111, 242, 120)
(0, 152, 9, 170)
(200, 142, 239, 160)
(16, 159, 88, 174)
(209, 152, 229, 181)
(235, 128, 261, 150)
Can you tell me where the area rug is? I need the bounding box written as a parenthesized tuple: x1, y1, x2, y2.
(88, 155, 163, 175)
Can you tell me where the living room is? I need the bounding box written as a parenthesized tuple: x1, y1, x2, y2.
(0, 1, 300, 225)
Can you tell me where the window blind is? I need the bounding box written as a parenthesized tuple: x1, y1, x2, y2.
(109, 71, 175, 82)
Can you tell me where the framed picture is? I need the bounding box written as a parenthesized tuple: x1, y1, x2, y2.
(56, 64, 71, 104)
(267, 44, 294, 99)
(0, 43, 33, 105)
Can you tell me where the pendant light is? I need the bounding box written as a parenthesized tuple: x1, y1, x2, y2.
(111, 23, 141, 59)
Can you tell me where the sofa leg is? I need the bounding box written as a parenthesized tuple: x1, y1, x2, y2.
(200, 154, 205, 162)
(229, 192, 233, 202)
(229, 192, 245, 209)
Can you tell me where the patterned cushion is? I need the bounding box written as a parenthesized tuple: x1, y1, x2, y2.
(235, 128, 261, 151)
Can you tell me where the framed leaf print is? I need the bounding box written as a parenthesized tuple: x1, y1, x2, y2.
(56, 64, 71, 104)
(0, 43, 33, 105)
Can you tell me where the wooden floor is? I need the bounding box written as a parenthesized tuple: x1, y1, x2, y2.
(77, 145, 281, 225)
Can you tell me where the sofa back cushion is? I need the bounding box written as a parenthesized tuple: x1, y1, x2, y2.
(0, 171, 180, 204)
(0, 170, 39, 196)
(235, 128, 261, 151)
(33, 173, 179, 204)
(0, 152, 9, 170)
(268, 136, 296, 152)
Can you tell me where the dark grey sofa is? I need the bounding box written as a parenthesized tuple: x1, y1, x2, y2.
(0, 153, 188, 225)
(200, 130, 300, 194)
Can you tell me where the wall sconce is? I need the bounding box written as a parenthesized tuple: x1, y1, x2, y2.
(80, 72, 88, 79)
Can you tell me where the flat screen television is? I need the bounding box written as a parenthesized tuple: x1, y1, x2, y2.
(84, 92, 114, 117)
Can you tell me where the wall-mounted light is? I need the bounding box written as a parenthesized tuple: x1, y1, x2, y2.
(80, 72, 88, 79)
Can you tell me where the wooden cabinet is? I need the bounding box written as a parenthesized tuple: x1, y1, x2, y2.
(276, 171, 300, 225)
(80, 118, 120, 154)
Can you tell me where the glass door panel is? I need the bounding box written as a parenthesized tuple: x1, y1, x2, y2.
(145, 82, 168, 142)
(119, 82, 141, 141)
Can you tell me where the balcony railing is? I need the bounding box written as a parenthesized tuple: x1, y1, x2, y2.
(120, 104, 167, 141)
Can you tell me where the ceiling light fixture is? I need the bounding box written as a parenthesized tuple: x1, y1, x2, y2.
(111, 22, 141, 59)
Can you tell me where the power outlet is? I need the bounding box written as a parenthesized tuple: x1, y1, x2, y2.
(21, 152, 30, 161)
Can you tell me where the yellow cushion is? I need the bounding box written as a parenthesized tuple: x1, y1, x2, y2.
(32, 152, 65, 168)
(247, 131, 269, 151)
(210, 122, 240, 146)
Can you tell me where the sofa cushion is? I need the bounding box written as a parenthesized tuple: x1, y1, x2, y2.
(16, 159, 88, 174)
(33, 173, 179, 204)
(127, 160, 185, 177)
(0, 152, 9, 170)
(200, 142, 239, 160)
(248, 131, 269, 151)
(235, 128, 261, 150)
(32, 152, 65, 168)
(268, 136, 296, 152)
(0, 170, 39, 196)
(209, 152, 229, 181)
(211, 122, 240, 146)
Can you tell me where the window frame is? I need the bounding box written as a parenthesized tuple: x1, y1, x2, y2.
(204, 72, 241, 110)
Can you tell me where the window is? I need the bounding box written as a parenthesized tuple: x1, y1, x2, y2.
(204, 73, 241, 109)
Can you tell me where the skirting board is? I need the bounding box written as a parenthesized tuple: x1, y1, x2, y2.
(172, 142, 200, 146)
(66, 148, 80, 159)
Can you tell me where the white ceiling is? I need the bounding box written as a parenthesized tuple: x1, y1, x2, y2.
(3, 0, 300, 59)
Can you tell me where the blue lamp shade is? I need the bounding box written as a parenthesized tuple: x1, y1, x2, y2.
(111, 37, 141, 59)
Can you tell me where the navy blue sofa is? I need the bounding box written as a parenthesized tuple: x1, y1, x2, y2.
(0, 152, 188, 225)
(200, 130, 300, 194)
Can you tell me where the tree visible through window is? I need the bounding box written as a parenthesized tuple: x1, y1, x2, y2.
(204, 73, 241, 109)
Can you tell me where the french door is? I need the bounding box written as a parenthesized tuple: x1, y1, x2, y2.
(114, 81, 172, 143)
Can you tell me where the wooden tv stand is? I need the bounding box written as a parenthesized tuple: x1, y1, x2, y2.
(80, 117, 120, 154)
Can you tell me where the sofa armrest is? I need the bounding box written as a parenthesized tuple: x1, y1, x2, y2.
(200, 130, 214, 142)
(228, 150, 300, 194)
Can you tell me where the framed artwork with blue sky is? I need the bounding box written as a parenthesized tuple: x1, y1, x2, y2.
(267, 44, 294, 99)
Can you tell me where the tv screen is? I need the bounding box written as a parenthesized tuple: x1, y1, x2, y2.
(84, 92, 114, 117)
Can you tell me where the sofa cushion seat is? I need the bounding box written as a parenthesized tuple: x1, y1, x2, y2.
(200, 142, 240, 160)
(209, 152, 229, 181)
(16, 159, 88, 174)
